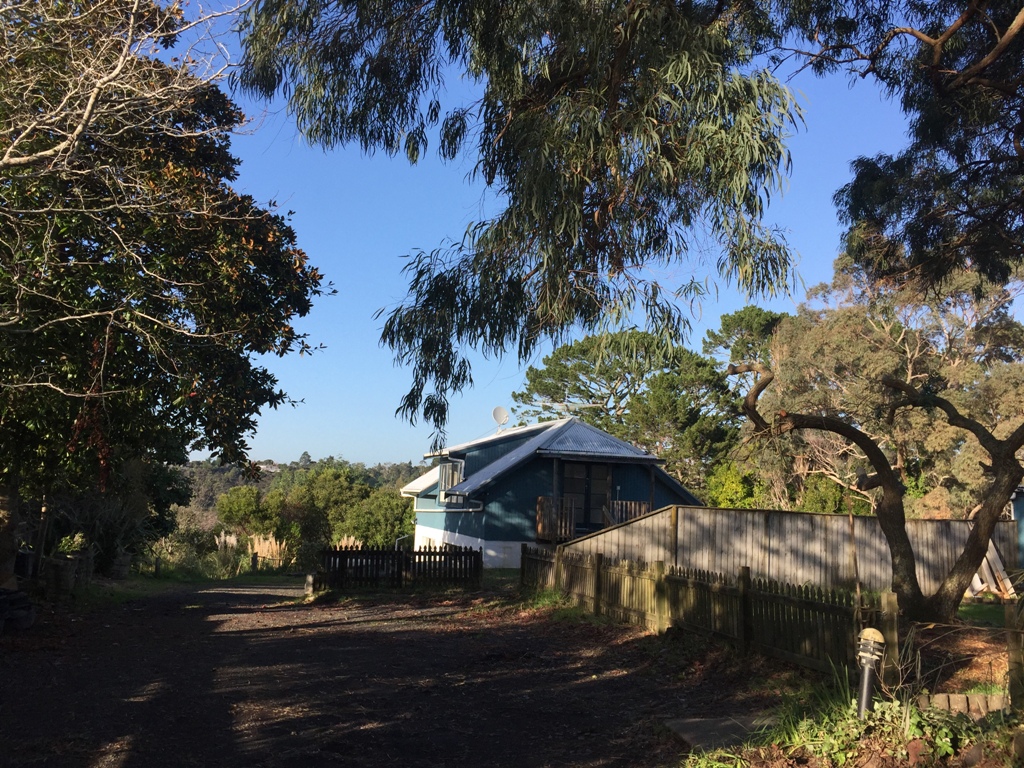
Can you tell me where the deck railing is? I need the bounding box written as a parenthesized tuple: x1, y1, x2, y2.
(536, 496, 577, 543)
(605, 499, 651, 525)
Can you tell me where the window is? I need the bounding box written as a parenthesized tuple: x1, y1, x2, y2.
(438, 460, 465, 503)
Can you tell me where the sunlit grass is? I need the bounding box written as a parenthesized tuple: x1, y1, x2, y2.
(958, 600, 1008, 627)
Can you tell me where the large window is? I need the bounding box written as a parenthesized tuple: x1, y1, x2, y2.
(563, 462, 610, 525)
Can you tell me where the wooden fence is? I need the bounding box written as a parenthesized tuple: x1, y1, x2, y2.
(521, 545, 879, 673)
(536, 496, 577, 543)
(321, 546, 483, 590)
(562, 506, 1020, 595)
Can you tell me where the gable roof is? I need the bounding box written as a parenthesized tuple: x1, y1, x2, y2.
(446, 418, 662, 497)
(403, 417, 702, 506)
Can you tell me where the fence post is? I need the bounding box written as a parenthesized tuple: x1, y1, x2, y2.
(654, 561, 667, 634)
(521, 543, 527, 588)
(251, 552, 259, 572)
(880, 591, 899, 688)
(593, 553, 603, 617)
(738, 566, 751, 654)
(1008, 603, 1024, 710)
(554, 545, 564, 593)
(477, 547, 484, 589)
(670, 506, 679, 568)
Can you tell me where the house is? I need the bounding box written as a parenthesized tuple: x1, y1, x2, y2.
(401, 417, 702, 568)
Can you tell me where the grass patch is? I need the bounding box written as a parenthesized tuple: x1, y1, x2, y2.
(522, 587, 567, 610)
(683, 668, 1022, 768)
(958, 600, 1008, 627)
(67, 577, 193, 613)
(483, 568, 520, 593)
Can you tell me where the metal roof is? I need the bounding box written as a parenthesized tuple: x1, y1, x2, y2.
(537, 419, 658, 461)
(447, 418, 660, 497)
(425, 419, 564, 458)
(400, 465, 439, 497)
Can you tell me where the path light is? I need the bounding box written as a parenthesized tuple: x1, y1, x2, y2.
(856, 628, 886, 718)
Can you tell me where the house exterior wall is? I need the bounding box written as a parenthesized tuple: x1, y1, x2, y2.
(412, 488, 444, 513)
(480, 457, 554, 543)
(413, 520, 522, 568)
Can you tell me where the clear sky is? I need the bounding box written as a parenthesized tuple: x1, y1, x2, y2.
(215, 54, 910, 466)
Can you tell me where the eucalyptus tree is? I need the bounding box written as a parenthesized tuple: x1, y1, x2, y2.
(239, 0, 800, 443)
(731, 259, 1024, 621)
(0, 0, 325, 580)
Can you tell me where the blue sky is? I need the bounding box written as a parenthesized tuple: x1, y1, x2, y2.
(218, 62, 910, 466)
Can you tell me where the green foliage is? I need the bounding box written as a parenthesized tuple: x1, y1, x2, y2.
(704, 305, 789, 365)
(1, 0, 324, 472)
(765, 260, 1024, 521)
(512, 331, 669, 435)
(45, 459, 189, 567)
(341, 488, 414, 549)
(769, 697, 985, 767)
(797, 475, 845, 515)
(56, 533, 88, 554)
(151, 528, 249, 580)
(703, 462, 759, 509)
(780, 3, 1024, 288)
(0, 0, 324, 580)
(212, 458, 420, 560)
(216, 486, 275, 537)
(512, 331, 739, 496)
(240, 0, 798, 443)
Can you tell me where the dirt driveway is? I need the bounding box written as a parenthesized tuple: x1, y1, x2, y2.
(0, 578, 810, 768)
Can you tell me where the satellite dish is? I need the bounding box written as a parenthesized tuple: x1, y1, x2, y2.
(492, 406, 510, 428)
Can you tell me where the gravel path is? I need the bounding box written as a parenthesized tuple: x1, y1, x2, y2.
(0, 579, 805, 767)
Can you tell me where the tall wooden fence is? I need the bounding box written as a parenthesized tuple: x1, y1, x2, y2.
(521, 545, 879, 673)
(321, 546, 483, 590)
(561, 506, 1019, 594)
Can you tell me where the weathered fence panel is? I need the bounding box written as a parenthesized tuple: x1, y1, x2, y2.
(322, 546, 482, 590)
(521, 545, 875, 674)
(563, 506, 1019, 594)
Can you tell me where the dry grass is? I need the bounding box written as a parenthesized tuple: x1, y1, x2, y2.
(249, 535, 291, 566)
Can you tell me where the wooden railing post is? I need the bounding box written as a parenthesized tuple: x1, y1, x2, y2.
(654, 561, 667, 633)
(738, 566, 751, 654)
(593, 553, 604, 617)
(880, 591, 899, 688)
(1008, 603, 1024, 710)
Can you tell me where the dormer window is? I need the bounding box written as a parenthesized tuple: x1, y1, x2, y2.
(437, 459, 465, 503)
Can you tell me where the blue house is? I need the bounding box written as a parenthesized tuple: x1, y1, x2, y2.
(401, 418, 702, 568)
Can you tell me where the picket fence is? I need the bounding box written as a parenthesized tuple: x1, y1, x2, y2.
(321, 545, 483, 590)
(561, 505, 1019, 595)
(521, 544, 882, 673)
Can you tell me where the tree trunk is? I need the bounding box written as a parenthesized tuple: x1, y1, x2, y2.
(0, 480, 22, 586)
(924, 465, 1023, 622)
(871, 485, 929, 619)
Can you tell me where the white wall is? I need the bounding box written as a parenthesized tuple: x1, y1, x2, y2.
(413, 524, 522, 569)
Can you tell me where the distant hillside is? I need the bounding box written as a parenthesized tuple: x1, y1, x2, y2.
(175, 457, 430, 530)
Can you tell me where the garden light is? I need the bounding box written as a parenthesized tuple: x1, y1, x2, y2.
(856, 628, 886, 719)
